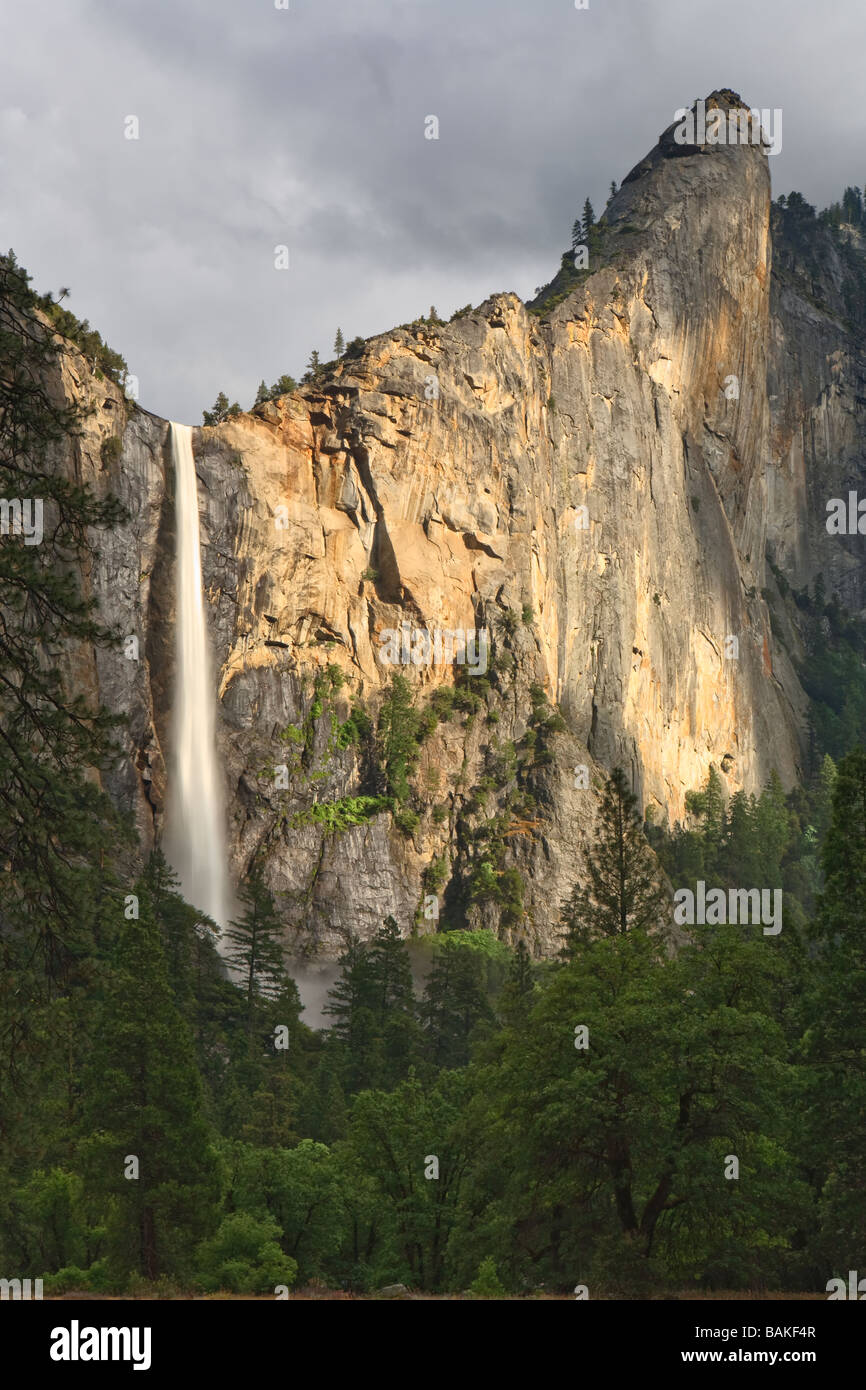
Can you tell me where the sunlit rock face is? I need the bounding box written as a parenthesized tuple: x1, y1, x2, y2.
(56, 92, 864, 956)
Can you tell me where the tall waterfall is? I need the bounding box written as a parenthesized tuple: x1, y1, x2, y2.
(165, 422, 229, 930)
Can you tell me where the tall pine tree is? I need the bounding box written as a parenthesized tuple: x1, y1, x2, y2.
(560, 767, 667, 951)
(80, 883, 220, 1282)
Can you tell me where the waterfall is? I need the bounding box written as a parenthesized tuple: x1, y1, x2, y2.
(165, 422, 229, 930)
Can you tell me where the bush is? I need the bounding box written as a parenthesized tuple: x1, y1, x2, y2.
(378, 674, 424, 802)
(393, 808, 420, 836)
(294, 796, 390, 833)
(469, 1256, 505, 1298)
(196, 1212, 298, 1295)
(100, 436, 122, 466)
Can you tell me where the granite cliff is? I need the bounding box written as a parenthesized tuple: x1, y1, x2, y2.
(51, 92, 866, 956)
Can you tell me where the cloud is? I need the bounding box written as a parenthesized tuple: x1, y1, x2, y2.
(1, 0, 864, 420)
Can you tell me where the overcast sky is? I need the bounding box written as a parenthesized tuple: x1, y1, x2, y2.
(2, 0, 864, 423)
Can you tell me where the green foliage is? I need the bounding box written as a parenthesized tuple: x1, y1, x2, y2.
(377, 673, 424, 803)
(324, 921, 420, 1094)
(79, 884, 221, 1283)
(100, 435, 123, 466)
(255, 374, 298, 405)
(36, 288, 128, 384)
(225, 864, 288, 1038)
(469, 1254, 505, 1297)
(798, 586, 866, 762)
(302, 349, 323, 384)
(202, 390, 242, 426)
(560, 767, 667, 951)
(393, 807, 420, 835)
(196, 1211, 297, 1294)
(293, 795, 390, 833)
(0, 249, 128, 1156)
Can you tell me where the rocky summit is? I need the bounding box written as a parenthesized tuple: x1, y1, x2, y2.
(54, 90, 865, 958)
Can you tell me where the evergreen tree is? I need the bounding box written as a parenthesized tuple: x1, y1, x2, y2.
(560, 767, 667, 951)
(302, 349, 321, 383)
(720, 790, 761, 886)
(377, 673, 422, 802)
(80, 886, 220, 1281)
(420, 937, 494, 1069)
(753, 771, 791, 884)
(685, 765, 726, 881)
(499, 939, 534, 1023)
(609, 180, 618, 200)
(202, 390, 241, 425)
(842, 185, 863, 226)
(804, 746, 866, 1266)
(582, 198, 595, 239)
(225, 865, 287, 1043)
(428, 306, 439, 323)
(254, 379, 269, 406)
(0, 251, 128, 1173)
(367, 915, 420, 1085)
(367, 916, 414, 1017)
(571, 216, 583, 250)
(323, 934, 382, 1091)
(270, 374, 297, 397)
(333, 328, 345, 357)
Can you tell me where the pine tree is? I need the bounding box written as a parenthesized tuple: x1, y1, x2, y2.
(302, 349, 321, 383)
(582, 198, 595, 239)
(324, 934, 380, 1092)
(225, 865, 287, 1042)
(367, 916, 412, 1015)
(254, 379, 269, 406)
(0, 252, 126, 971)
(609, 180, 618, 201)
(685, 766, 726, 881)
(80, 886, 220, 1281)
(428, 306, 439, 324)
(560, 767, 667, 951)
(367, 915, 419, 1085)
(571, 216, 583, 250)
(377, 673, 422, 802)
(753, 771, 790, 884)
(333, 328, 345, 357)
(805, 746, 866, 1265)
(420, 937, 494, 1068)
(499, 939, 534, 1022)
(140, 848, 233, 1061)
(720, 790, 760, 886)
(202, 390, 241, 426)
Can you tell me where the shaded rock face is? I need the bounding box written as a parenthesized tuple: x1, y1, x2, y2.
(58, 93, 863, 957)
(767, 210, 866, 613)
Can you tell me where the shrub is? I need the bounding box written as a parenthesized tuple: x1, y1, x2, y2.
(393, 808, 420, 836)
(100, 436, 122, 466)
(378, 674, 424, 802)
(294, 796, 390, 833)
(469, 1256, 505, 1298)
(196, 1212, 298, 1295)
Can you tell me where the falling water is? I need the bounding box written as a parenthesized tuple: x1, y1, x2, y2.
(165, 422, 229, 929)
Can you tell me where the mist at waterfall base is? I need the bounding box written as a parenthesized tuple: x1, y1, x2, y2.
(164, 422, 231, 933)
